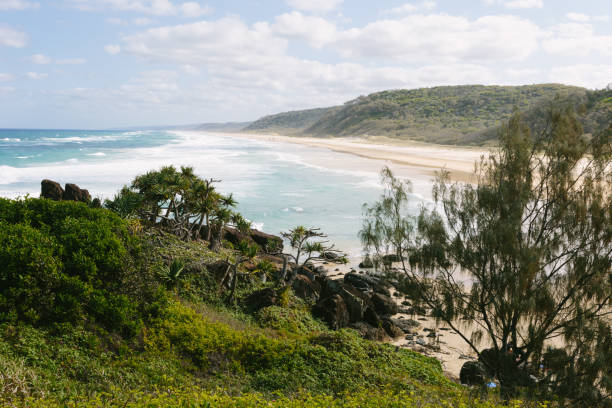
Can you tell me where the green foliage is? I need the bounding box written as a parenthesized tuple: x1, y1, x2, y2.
(246, 84, 612, 146)
(0, 198, 142, 335)
(367, 107, 611, 406)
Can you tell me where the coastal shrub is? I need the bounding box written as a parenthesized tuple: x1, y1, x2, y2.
(0, 198, 142, 334)
(0, 222, 62, 325)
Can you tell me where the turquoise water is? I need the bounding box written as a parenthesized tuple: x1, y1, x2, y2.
(0, 129, 428, 256)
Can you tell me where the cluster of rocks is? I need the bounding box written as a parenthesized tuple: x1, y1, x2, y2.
(294, 270, 412, 341)
(41, 179, 99, 206)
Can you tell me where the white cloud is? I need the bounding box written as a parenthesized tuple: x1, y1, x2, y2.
(179, 1, 211, 17)
(0, 0, 39, 10)
(331, 14, 543, 62)
(180, 64, 200, 75)
(285, 0, 343, 13)
(548, 64, 612, 90)
(482, 0, 543, 8)
(56, 58, 87, 64)
(504, 0, 543, 9)
(272, 12, 337, 48)
(383, 1, 436, 15)
(104, 44, 121, 54)
(565, 12, 590, 22)
(0, 73, 14, 81)
(543, 22, 612, 57)
(565, 12, 609, 23)
(0, 25, 28, 47)
(0, 86, 15, 93)
(26, 72, 47, 80)
(28, 53, 52, 64)
(28, 54, 87, 64)
(65, 0, 212, 17)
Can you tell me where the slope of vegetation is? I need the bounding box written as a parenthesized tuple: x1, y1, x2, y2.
(244, 106, 338, 135)
(245, 84, 612, 146)
(0, 196, 514, 407)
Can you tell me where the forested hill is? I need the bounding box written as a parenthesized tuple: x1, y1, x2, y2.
(245, 84, 612, 146)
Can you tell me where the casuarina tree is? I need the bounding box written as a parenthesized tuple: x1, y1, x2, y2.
(362, 106, 611, 406)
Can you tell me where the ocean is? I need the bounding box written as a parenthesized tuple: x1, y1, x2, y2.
(0, 129, 431, 258)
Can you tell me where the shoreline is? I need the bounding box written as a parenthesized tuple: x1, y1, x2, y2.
(225, 132, 489, 184)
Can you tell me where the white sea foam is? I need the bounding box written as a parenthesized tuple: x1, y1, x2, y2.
(16, 156, 30, 159)
(1, 137, 21, 142)
(87, 152, 106, 156)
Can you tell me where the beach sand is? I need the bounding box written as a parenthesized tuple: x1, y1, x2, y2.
(231, 132, 490, 184)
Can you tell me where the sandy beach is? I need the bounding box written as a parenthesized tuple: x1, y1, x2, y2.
(231, 132, 490, 185)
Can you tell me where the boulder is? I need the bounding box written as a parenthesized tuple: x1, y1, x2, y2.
(41, 179, 64, 201)
(381, 318, 405, 339)
(338, 284, 373, 323)
(460, 361, 487, 386)
(244, 288, 277, 311)
(292, 274, 321, 302)
(358, 255, 374, 268)
(296, 266, 316, 281)
(390, 318, 420, 333)
(320, 251, 340, 261)
(312, 294, 350, 330)
(371, 292, 398, 315)
(249, 228, 283, 253)
(363, 307, 382, 327)
(63, 183, 91, 203)
(350, 322, 390, 342)
(343, 272, 391, 296)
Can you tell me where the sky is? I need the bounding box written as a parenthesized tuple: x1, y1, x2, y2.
(0, 0, 611, 129)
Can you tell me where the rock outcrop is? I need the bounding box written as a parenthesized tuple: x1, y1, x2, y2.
(41, 179, 65, 201)
(41, 180, 92, 204)
(292, 274, 321, 302)
(63, 183, 91, 203)
(460, 361, 487, 386)
(312, 294, 350, 330)
(244, 288, 278, 311)
(371, 292, 398, 315)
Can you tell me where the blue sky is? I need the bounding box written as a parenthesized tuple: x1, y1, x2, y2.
(0, 0, 611, 129)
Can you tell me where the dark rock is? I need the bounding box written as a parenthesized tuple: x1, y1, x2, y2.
(338, 283, 373, 322)
(244, 288, 277, 311)
(321, 251, 339, 261)
(371, 292, 398, 315)
(382, 254, 402, 264)
(208, 226, 283, 254)
(350, 322, 389, 342)
(249, 228, 284, 253)
(297, 265, 316, 281)
(389, 318, 420, 333)
(63, 183, 91, 203)
(363, 307, 382, 327)
(41, 179, 64, 201)
(292, 274, 321, 302)
(343, 272, 391, 296)
(358, 255, 374, 268)
(460, 361, 487, 386)
(312, 294, 350, 330)
(381, 318, 404, 338)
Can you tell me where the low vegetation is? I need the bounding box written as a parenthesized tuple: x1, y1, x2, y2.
(245, 84, 612, 146)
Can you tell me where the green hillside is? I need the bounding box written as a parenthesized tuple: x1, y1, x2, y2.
(0, 192, 511, 407)
(244, 106, 338, 135)
(245, 84, 611, 145)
